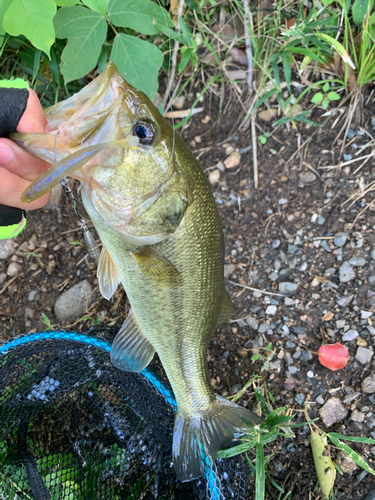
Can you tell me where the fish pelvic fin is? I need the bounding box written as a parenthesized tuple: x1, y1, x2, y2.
(216, 291, 236, 327)
(173, 396, 262, 482)
(111, 310, 155, 372)
(131, 246, 181, 286)
(97, 247, 120, 300)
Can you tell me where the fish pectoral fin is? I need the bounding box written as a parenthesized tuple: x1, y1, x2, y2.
(111, 310, 155, 372)
(216, 291, 236, 327)
(131, 246, 181, 286)
(173, 396, 262, 482)
(97, 247, 120, 300)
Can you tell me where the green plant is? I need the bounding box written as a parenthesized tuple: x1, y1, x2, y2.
(0, 0, 180, 99)
(311, 81, 341, 109)
(40, 312, 53, 330)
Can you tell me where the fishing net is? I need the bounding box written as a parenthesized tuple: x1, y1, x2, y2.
(0, 329, 253, 500)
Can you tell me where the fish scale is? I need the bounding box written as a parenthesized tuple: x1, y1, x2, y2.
(14, 62, 262, 483)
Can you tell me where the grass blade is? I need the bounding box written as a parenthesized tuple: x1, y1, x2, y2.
(328, 434, 375, 475)
(255, 442, 265, 500)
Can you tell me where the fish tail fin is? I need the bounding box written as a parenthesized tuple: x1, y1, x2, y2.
(173, 396, 262, 482)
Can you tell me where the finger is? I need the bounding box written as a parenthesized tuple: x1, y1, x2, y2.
(17, 89, 52, 133)
(0, 138, 51, 181)
(0, 167, 51, 210)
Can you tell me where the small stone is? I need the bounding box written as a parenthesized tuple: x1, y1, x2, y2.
(339, 262, 356, 283)
(369, 276, 375, 285)
(346, 128, 355, 139)
(295, 393, 305, 405)
(294, 235, 303, 246)
(342, 329, 359, 341)
(316, 395, 325, 405)
(246, 317, 259, 330)
(224, 151, 241, 169)
(362, 375, 375, 394)
(231, 383, 242, 394)
(298, 171, 316, 184)
(54, 279, 94, 323)
(0, 272, 6, 284)
(268, 271, 278, 281)
(208, 169, 220, 184)
(265, 305, 277, 315)
(0, 239, 16, 260)
(6, 262, 20, 277)
(172, 95, 185, 109)
(307, 371, 314, 378)
(28, 290, 38, 302)
(317, 216, 326, 225)
(278, 282, 298, 295)
(236, 347, 248, 357)
(357, 337, 367, 347)
(319, 397, 348, 427)
(334, 232, 348, 247)
(272, 239, 281, 249)
(224, 264, 235, 278)
(289, 366, 298, 374)
(363, 492, 375, 500)
(258, 323, 269, 333)
(361, 310, 373, 319)
(336, 451, 359, 474)
(355, 347, 374, 364)
(252, 335, 264, 348)
(300, 350, 313, 364)
(336, 320, 346, 329)
(278, 198, 288, 205)
(371, 248, 375, 261)
(336, 294, 354, 307)
(320, 240, 332, 253)
(351, 409, 365, 422)
(348, 257, 366, 267)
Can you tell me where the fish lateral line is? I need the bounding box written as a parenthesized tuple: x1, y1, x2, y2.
(20, 135, 139, 203)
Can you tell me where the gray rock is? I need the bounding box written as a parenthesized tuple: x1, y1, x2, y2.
(252, 336, 264, 348)
(362, 375, 375, 394)
(336, 451, 359, 474)
(316, 395, 325, 405)
(0, 272, 6, 284)
(348, 257, 366, 267)
(339, 262, 356, 283)
(258, 323, 269, 334)
(299, 171, 316, 184)
(342, 329, 359, 341)
(0, 239, 16, 260)
(231, 384, 242, 394)
(268, 271, 278, 281)
(279, 282, 298, 295)
(317, 216, 326, 225)
(369, 275, 375, 285)
(272, 239, 281, 249)
(363, 491, 375, 500)
(336, 294, 354, 307)
(269, 360, 282, 371)
(28, 290, 38, 302)
(355, 347, 374, 364)
(361, 310, 373, 319)
(246, 316, 258, 330)
(300, 350, 313, 364)
(371, 249, 375, 261)
(265, 305, 277, 315)
(295, 394, 305, 406)
(346, 128, 355, 139)
(54, 279, 94, 323)
(336, 319, 346, 329)
(289, 366, 298, 374)
(351, 410, 365, 422)
(334, 232, 348, 247)
(319, 397, 348, 427)
(6, 262, 20, 277)
(278, 198, 288, 205)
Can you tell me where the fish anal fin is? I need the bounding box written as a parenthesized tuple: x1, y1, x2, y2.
(131, 246, 181, 286)
(97, 247, 120, 301)
(173, 396, 262, 482)
(217, 291, 236, 326)
(111, 311, 155, 372)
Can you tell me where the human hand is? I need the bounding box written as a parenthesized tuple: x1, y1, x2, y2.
(0, 88, 52, 210)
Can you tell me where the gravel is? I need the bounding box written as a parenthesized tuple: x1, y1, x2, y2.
(278, 282, 298, 294)
(362, 375, 375, 394)
(319, 397, 348, 427)
(355, 347, 374, 365)
(54, 279, 94, 323)
(0, 240, 16, 260)
(339, 261, 356, 282)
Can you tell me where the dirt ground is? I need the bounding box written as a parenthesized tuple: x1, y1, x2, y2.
(1, 84, 375, 499)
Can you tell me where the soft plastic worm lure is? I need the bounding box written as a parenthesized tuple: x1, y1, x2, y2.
(21, 136, 139, 203)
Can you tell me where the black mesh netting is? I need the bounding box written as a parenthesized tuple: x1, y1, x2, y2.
(0, 329, 252, 500)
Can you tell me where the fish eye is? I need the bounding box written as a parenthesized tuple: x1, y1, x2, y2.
(132, 120, 156, 145)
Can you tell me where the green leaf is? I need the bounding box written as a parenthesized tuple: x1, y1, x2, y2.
(322, 82, 330, 92)
(3, 0, 56, 57)
(178, 47, 193, 74)
(54, 0, 79, 5)
(82, 0, 109, 16)
(54, 6, 107, 83)
(328, 433, 375, 475)
(282, 53, 291, 90)
(110, 33, 163, 99)
(255, 443, 265, 500)
(258, 135, 267, 145)
(217, 438, 258, 459)
(352, 0, 369, 24)
(108, 0, 173, 35)
(327, 91, 341, 101)
(328, 432, 375, 445)
(0, 0, 12, 45)
(322, 98, 329, 109)
(311, 92, 323, 104)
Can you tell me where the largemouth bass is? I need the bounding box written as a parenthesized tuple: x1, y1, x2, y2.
(14, 63, 262, 481)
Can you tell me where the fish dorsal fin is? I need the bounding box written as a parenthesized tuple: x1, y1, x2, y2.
(131, 246, 181, 286)
(217, 291, 236, 327)
(111, 310, 155, 372)
(97, 247, 120, 300)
